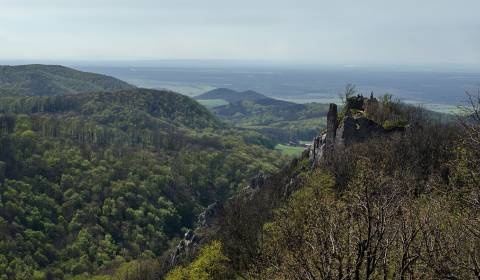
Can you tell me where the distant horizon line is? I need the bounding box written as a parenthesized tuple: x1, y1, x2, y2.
(1, 59, 480, 73)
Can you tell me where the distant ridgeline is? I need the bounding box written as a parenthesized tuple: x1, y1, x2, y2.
(195, 88, 330, 143)
(0, 64, 134, 96)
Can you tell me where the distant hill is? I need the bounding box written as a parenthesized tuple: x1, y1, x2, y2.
(213, 99, 329, 142)
(0, 64, 134, 96)
(194, 88, 330, 143)
(195, 88, 271, 103)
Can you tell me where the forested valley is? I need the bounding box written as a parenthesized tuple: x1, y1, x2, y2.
(0, 71, 285, 279)
(2, 0, 478, 278)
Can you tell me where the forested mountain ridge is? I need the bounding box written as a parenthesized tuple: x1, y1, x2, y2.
(0, 87, 285, 279)
(0, 64, 134, 97)
(0, 88, 221, 130)
(213, 98, 328, 125)
(213, 100, 329, 143)
(194, 88, 330, 143)
(149, 93, 480, 280)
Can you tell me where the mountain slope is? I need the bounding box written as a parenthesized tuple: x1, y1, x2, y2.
(0, 64, 134, 96)
(157, 95, 478, 280)
(0, 88, 285, 279)
(0, 88, 220, 130)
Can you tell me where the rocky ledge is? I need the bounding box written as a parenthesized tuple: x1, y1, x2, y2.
(310, 94, 405, 166)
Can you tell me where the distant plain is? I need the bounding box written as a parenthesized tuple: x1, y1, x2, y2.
(77, 64, 480, 113)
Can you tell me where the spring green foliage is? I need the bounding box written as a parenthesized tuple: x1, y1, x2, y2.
(170, 95, 480, 279)
(254, 159, 479, 279)
(0, 89, 283, 279)
(0, 88, 220, 130)
(212, 99, 329, 143)
(0, 65, 134, 97)
(195, 88, 330, 144)
(165, 241, 229, 280)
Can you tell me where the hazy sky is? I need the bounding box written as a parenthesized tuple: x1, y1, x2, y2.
(1, 0, 479, 65)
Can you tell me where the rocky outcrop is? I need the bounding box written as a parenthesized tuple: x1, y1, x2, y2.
(309, 94, 404, 165)
(309, 104, 337, 165)
(167, 171, 267, 270)
(168, 201, 223, 267)
(325, 104, 338, 156)
(335, 115, 386, 147)
(170, 230, 197, 265)
(197, 202, 223, 228)
(166, 93, 406, 274)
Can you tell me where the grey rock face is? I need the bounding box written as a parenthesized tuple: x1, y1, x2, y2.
(309, 103, 339, 166)
(197, 202, 222, 228)
(325, 104, 338, 156)
(171, 229, 197, 264)
(308, 95, 404, 165)
(337, 115, 386, 147)
(169, 202, 223, 267)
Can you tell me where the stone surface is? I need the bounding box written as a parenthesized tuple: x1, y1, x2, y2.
(324, 103, 337, 157)
(197, 202, 222, 227)
(308, 95, 404, 165)
(337, 115, 386, 147)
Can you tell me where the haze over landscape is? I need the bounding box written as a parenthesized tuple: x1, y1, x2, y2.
(2, 0, 479, 110)
(75, 63, 480, 112)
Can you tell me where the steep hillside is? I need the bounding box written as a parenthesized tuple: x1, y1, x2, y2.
(0, 64, 134, 96)
(0, 88, 285, 279)
(148, 94, 479, 280)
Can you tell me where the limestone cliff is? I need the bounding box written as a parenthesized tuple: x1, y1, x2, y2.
(309, 94, 405, 166)
(165, 94, 406, 274)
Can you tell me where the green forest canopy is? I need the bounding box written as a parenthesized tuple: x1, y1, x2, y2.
(0, 88, 285, 279)
(153, 93, 480, 280)
(0, 65, 134, 97)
